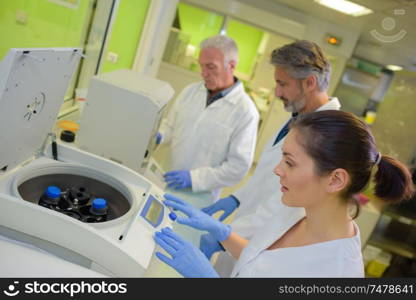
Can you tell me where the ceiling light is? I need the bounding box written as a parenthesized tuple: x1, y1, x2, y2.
(386, 64, 403, 71)
(314, 0, 373, 17)
(325, 34, 342, 46)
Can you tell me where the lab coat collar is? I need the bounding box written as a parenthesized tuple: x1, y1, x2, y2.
(199, 80, 245, 106)
(207, 77, 240, 99)
(254, 208, 306, 253)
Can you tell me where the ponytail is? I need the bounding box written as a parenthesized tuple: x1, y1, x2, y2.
(374, 155, 415, 203)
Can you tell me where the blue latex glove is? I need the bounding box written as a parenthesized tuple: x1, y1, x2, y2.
(202, 195, 240, 221)
(199, 233, 224, 260)
(163, 193, 231, 242)
(154, 227, 219, 278)
(155, 132, 162, 145)
(164, 170, 192, 189)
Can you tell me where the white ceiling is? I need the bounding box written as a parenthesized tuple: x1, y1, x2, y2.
(255, 0, 416, 70)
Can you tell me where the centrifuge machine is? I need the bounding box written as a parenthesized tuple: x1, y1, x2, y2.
(0, 48, 173, 277)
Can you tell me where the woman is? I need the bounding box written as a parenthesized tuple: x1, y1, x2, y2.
(154, 110, 414, 277)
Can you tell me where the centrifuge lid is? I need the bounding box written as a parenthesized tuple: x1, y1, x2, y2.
(0, 48, 81, 172)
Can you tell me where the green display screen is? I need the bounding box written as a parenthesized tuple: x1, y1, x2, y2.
(150, 164, 157, 173)
(144, 195, 162, 225)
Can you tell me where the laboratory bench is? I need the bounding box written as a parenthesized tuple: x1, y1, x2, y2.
(53, 105, 211, 277)
(369, 207, 416, 259)
(364, 194, 416, 277)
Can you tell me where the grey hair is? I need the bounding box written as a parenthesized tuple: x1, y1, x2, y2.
(200, 35, 238, 68)
(271, 40, 331, 91)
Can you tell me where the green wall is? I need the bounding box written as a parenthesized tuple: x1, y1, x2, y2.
(0, 0, 151, 73)
(0, 0, 91, 59)
(177, 2, 223, 52)
(176, 2, 264, 78)
(101, 0, 150, 73)
(227, 19, 264, 77)
(372, 71, 416, 164)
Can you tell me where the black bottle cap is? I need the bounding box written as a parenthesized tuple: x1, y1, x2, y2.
(60, 130, 75, 143)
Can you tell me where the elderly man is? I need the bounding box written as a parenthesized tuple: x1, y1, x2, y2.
(157, 35, 259, 202)
(201, 40, 342, 276)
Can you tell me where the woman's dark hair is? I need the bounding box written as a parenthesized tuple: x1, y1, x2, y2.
(291, 110, 414, 215)
(270, 40, 331, 91)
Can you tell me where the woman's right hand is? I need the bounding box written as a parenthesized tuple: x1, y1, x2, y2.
(163, 193, 231, 242)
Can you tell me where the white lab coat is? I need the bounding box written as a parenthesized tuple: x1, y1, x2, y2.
(230, 212, 364, 277)
(214, 98, 341, 276)
(159, 81, 259, 202)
